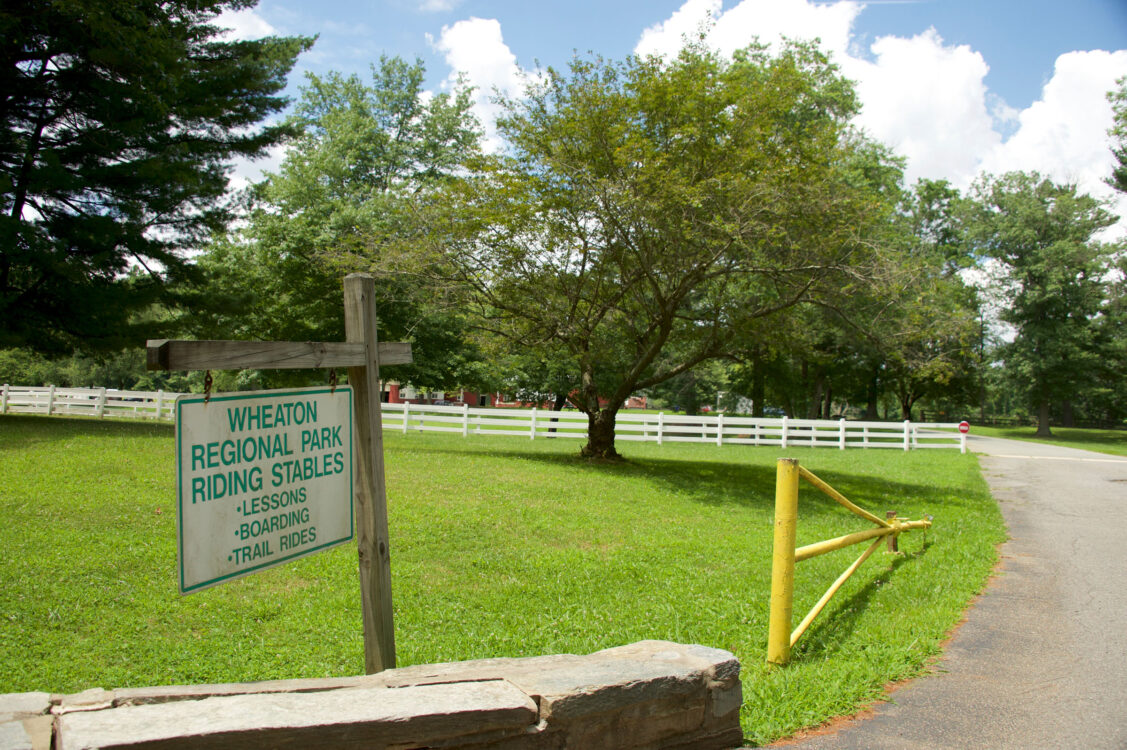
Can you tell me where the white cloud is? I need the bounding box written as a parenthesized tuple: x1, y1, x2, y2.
(842, 28, 1002, 188)
(979, 49, 1127, 228)
(635, 0, 860, 62)
(635, 0, 720, 59)
(429, 17, 534, 152)
(417, 0, 461, 11)
(213, 8, 276, 41)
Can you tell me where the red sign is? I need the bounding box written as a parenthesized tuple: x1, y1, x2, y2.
(958, 421, 970, 434)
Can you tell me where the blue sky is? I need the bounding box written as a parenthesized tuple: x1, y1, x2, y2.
(223, 0, 1127, 230)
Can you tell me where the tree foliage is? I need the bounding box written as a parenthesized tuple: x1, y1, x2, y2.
(1, 0, 312, 353)
(964, 172, 1118, 435)
(187, 57, 484, 387)
(412, 43, 895, 458)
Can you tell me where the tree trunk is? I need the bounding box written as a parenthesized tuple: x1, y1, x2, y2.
(1036, 401, 1053, 437)
(865, 367, 879, 420)
(548, 392, 568, 434)
(751, 348, 765, 418)
(899, 391, 914, 422)
(807, 372, 824, 419)
(800, 360, 809, 418)
(1061, 399, 1074, 428)
(682, 370, 699, 416)
(581, 408, 620, 460)
(823, 380, 833, 419)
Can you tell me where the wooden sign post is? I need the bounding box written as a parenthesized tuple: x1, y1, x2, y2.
(147, 273, 408, 674)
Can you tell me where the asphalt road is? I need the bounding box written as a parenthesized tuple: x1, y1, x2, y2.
(776, 435, 1127, 750)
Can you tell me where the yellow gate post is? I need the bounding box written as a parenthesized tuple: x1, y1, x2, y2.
(767, 458, 799, 665)
(764, 458, 932, 666)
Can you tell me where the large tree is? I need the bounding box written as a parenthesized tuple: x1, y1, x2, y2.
(188, 57, 483, 388)
(412, 43, 894, 458)
(964, 172, 1117, 436)
(0, 0, 312, 353)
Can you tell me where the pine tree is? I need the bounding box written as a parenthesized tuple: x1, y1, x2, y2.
(0, 0, 312, 352)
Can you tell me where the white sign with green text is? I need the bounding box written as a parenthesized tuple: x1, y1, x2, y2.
(176, 386, 354, 594)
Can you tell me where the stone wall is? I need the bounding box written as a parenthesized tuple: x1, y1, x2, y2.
(0, 640, 743, 749)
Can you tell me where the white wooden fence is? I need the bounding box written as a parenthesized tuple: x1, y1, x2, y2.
(0, 386, 967, 452)
(383, 402, 967, 452)
(1, 384, 177, 420)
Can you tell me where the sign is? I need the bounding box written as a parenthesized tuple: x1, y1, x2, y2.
(175, 386, 354, 594)
(958, 421, 970, 434)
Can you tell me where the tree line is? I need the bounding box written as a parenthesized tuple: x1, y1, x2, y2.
(3, 1, 1124, 456)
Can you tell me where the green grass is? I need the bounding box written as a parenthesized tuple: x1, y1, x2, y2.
(972, 424, 1127, 457)
(0, 414, 1004, 745)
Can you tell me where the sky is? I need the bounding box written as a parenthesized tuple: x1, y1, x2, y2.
(220, 0, 1127, 234)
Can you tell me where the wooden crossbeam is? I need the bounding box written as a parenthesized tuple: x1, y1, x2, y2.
(146, 339, 412, 371)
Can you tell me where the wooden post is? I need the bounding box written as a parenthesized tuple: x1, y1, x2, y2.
(147, 289, 410, 675)
(886, 510, 899, 553)
(342, 273, 397, 674)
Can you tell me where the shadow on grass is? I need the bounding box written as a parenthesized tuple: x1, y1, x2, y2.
(393, 438, 981, 520)
(788, 539, 933, 663)
(0, 414, 174, 451)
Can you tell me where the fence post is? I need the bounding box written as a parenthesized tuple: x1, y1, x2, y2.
(839, 418, 846, 450)
(1, 384, 8, 414)
(46, 385, 56, 415)
(155, 390, 165, 420)
(781, 416, 789, 449)
(903, 420, 910, 451)
(768, 458, 800, 665)
(402, 403, 409, 433)
(95, 387, 107, 418)
(530, 408, 537, 440)
(657, 412, 664, 446)
(716, 413, 724, 446)
(462, 403, 469, 438)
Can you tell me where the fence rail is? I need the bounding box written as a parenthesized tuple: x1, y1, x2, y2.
(1, 384, 177, 421)
(382, 402, 967, 452)
(1, 386, 967, 451)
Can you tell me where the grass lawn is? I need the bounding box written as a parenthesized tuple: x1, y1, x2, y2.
(972, 424, 1127, 457)
(0, 414, 1004, 745)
